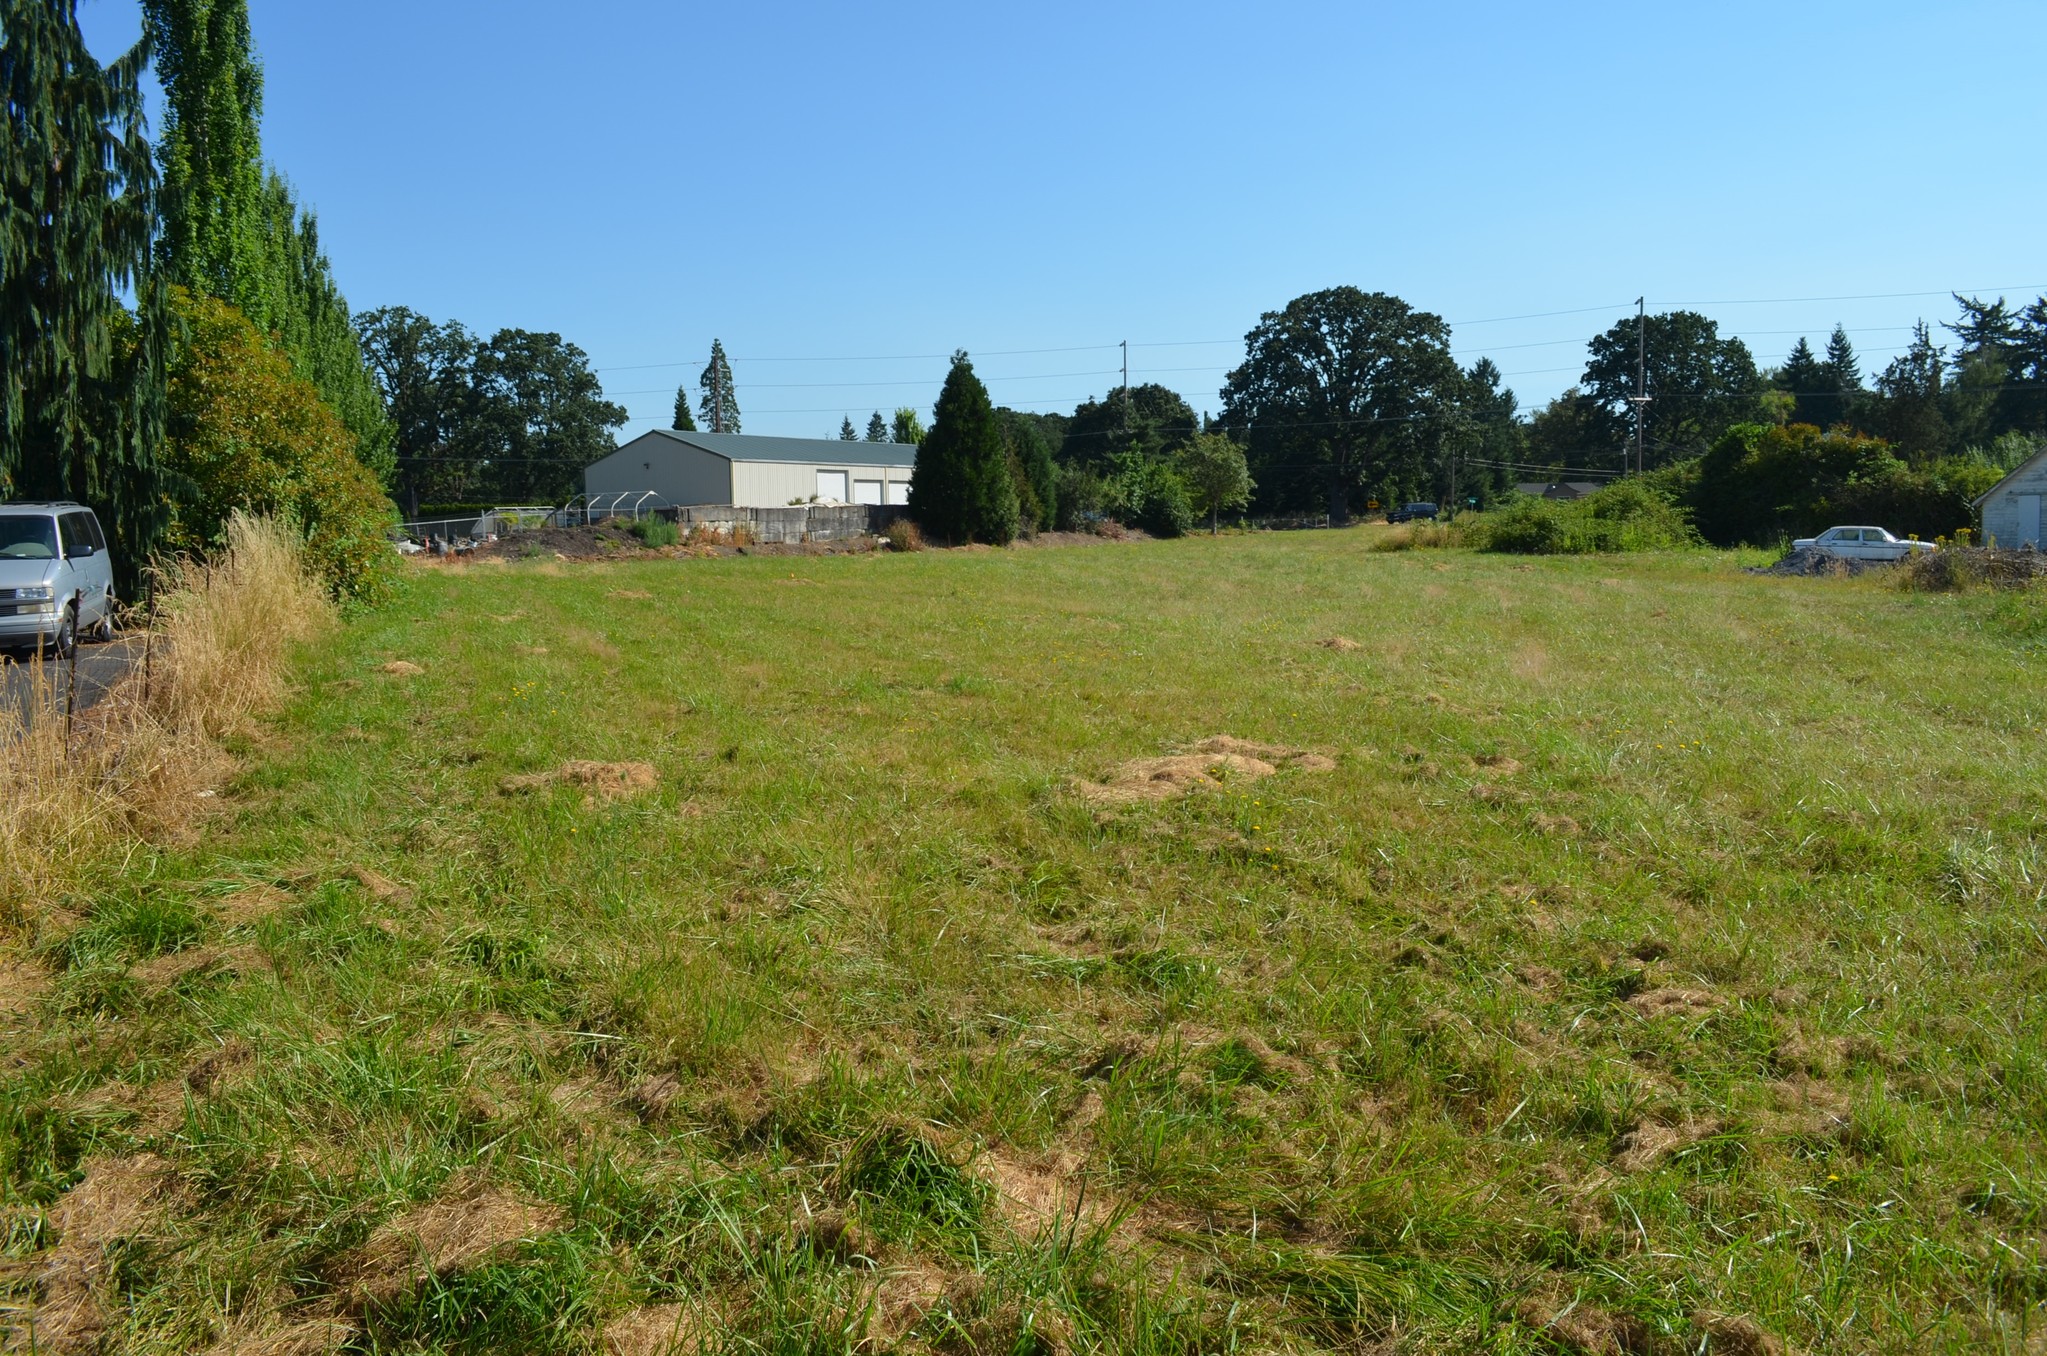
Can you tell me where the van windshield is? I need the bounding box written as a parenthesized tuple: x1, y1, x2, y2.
(0, 516, 58, 560)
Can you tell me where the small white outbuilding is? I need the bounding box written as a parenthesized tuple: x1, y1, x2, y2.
(1975, 443, 2047, 549)
(584, 430, 916, 509)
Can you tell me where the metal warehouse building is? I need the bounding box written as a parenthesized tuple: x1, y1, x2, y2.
(584, 430, 916, 508)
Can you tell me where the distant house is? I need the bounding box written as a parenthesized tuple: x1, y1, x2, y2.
(1975, 443, 2047, 548)
(584, 430, 916, 509)
(1513, 481, 1605, 501)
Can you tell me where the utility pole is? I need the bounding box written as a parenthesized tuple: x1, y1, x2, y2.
(1120, 340, 1130, 433)
(712, 361, 724, 433)
(1631, 297, 1648, 475)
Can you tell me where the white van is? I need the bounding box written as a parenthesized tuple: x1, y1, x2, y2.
(0, 501, 117, 658)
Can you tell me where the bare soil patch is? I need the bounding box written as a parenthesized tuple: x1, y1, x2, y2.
(1316, 636, 1362, 652)
(375, 660, 423, 677)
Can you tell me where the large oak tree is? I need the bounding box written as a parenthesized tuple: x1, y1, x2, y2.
(1219, 288, 1463, 521)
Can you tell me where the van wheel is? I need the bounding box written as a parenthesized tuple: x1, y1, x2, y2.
(93, 597, 115, 642)
(51, 605, 77, 661)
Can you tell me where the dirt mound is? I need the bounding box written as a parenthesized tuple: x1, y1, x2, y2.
(1317, 636, 1362, 652)
(214, 883, 294, 926)
(981, 1148, 1102, 1232)
(500, 760, 658, 799)
(346, 865, 412, 904)
(1691, 1311, 1784, 1356)
(1613, 1117, 1722, 1172)
(342, 1178, 564, 1309)
(1896, 546, 2047, 591)
(1515, 1292, 1655, 1354)
(1073, 737, 1335, 805)
(1628, 987, 1722, 1019)
(376, 660, 424, 676)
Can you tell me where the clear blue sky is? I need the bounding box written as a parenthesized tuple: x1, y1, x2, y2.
(78, 0, 2047, 442)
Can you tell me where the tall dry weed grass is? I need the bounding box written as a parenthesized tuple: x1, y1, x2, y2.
(0, 513, 333, 923)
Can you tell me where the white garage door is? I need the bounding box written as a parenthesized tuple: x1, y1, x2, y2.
(817, 469, 849, 502)
(886, 481, 910, 506)
(852, 479, 883, 505)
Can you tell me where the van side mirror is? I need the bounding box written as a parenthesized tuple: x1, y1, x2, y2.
(67, 542, 96, 559)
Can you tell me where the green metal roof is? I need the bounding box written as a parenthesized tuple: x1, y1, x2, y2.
(639, 428, 917, 467)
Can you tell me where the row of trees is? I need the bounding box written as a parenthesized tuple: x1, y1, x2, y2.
(356, 307, 623, 514)
(1533, 295, 2047, 475)
(913, 285, 2043, 541)
(837, 409, 926, 444)
(909, 354, 1253, 544)
(1, 0, 400, 596)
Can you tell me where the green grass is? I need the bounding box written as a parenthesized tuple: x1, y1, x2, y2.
(5, 530, 2047, 1353)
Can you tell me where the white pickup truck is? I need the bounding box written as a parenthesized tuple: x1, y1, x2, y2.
(1791, 526, 1937, 562)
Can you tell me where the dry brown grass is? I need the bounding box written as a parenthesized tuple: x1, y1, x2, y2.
(0, 513, 333, 926)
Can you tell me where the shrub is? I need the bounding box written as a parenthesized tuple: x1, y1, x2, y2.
(1370, 520, 1466, 552)
(162, 288, 395, 601)
(1112, 457, 1194, 538)
(626, 517, 678, 548)
(1467, 480, 1697, 555)
(882, 518, 925, 552)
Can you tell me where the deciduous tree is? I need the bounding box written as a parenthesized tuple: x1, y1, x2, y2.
(891, 407, 924, 445)
(1178, 431, 1252, 533)
(460, 330, 627, 503)
(354, 306, 476, 516)
(1059, 384, 1196, 467)
(1579, 310, 1761, 467)
(1219, 288, 1463, 521)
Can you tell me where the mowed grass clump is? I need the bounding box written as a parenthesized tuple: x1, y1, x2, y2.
(3, 529, 2045, 1353)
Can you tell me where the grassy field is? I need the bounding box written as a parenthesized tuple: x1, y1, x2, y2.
(5, 529, 2047, 1354)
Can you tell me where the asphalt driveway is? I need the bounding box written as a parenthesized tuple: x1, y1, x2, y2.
(0, 634, 146, 730)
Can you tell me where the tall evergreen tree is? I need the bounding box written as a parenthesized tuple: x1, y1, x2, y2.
(671, 381, 697, 431)
(1816, 325, 1863, 431)
(1872, 321, 1950, 459)
(909, 353, 1017, 544)
(1774, 337, 1827, 427)
(0, 0, 169, 580)
(865, 411, 888, 442)
(839, 415, 858, 441)
(697, 338, 739, 432)
(144, 0, 392, 480)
